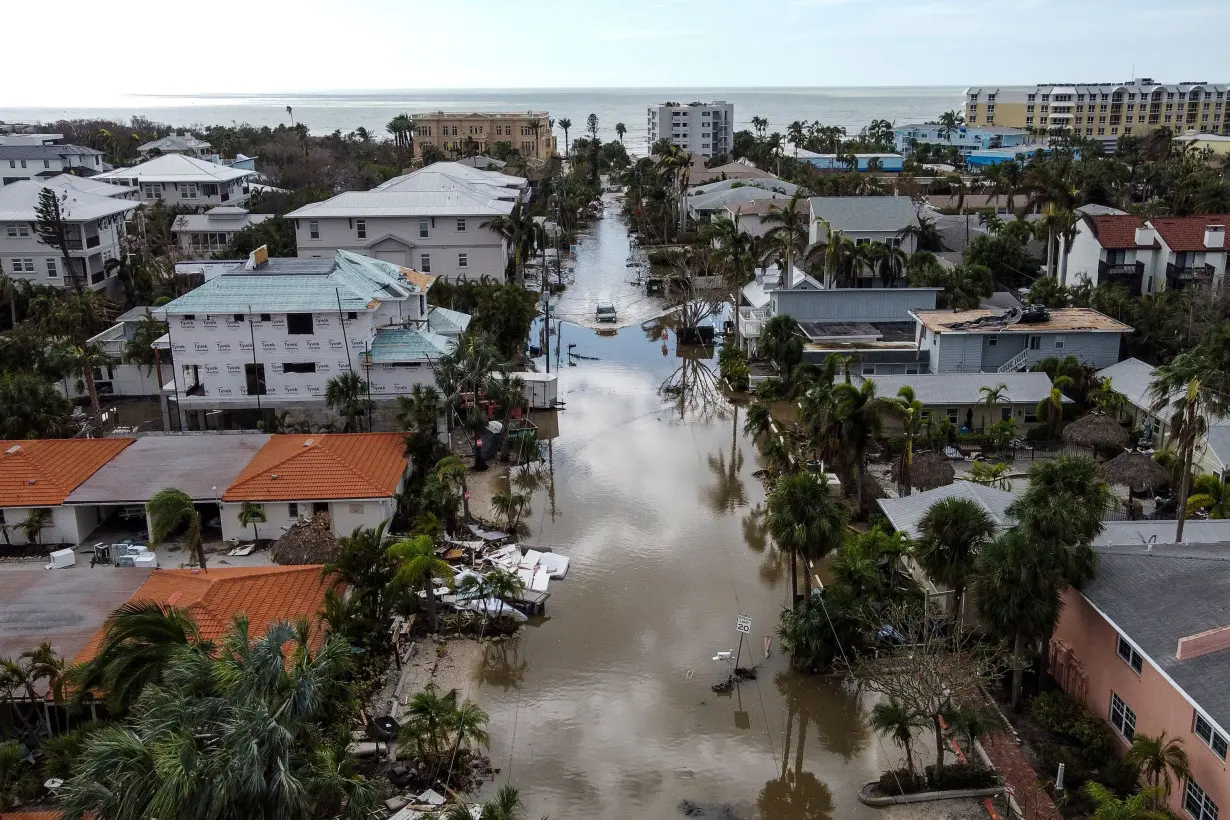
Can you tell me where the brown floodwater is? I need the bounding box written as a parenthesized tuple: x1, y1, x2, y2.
(466, 197, 898, 820)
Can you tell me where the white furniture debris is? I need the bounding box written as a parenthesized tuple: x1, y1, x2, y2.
(46, 548, 76, 570)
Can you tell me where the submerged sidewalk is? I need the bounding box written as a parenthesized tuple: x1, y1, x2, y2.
(980, 731, 1059, 820)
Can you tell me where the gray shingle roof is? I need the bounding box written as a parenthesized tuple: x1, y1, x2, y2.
(876, 481, 1022, 538)
(688, 186, 788, 213)
(0, 144, 102, 160)
(1082, 538, 1230, 730)
(809, 196, 919, 233)
(1095, 357, 1156, 411)
(853, 372, 1057, 406)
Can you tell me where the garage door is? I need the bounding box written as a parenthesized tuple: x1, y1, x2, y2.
(374, 249, 407, 265)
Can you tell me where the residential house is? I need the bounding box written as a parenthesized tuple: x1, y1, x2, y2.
(1063, 212, 1230, 292)
(687, 157, 777, 186)
(912, 306, 1131, 374)
(138, 133, 214, 158)
(0, 438, 134, 546)
(286, 162, 524, 279)
(1051, 521, 1230, 820)
(726, 200, 793, 239)
(1175, 133, 1230, 156)
(35, 173, 139, 201)
(1096, 357, 1230, 479)
(894, 123, 1030, 156)
(0, 144, 105, 185)
(854, 371, 1062, 432)
(0, 178, 139, 291)
(965, 80, 1230, 144)
(0, 132, 64, 146)
(85, 306, 171, 399)
(95, 154, 255, 208)
(220, 433, 408, 541)
(790, 148, 904, 172)
(158, 249, 465, 429)
(410, 111, 556, 160)
(687, 184, 789, 222)
(966, 145, 1055, 168)
(647, 101, 734, 157)
(808, 197, 920, 286)
(172, 207, 273, 256)
(76, 565, 338, 662)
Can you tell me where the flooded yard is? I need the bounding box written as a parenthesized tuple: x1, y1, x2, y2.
(464, 198, 912, 819)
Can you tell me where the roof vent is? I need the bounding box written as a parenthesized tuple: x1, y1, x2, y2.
(4, 445, 21, 455)
(26, 479, 36, 486)
(303, 439, 314, 447)
(270, 474, 279, 480)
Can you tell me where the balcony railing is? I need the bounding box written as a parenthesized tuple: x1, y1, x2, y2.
(1166, 262, 1215, 289)
(739, 307, 771, 339)
(1098, 260, 1144, 287)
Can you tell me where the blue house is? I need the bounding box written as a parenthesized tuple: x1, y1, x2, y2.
(894, 124, 1030, 156)
(792, 148, 904, 172)
(966, 145, 1062, 168)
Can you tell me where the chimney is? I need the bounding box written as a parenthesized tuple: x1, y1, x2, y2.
(1177, 624, 1230, 661)
(1134, 226, 1156, 247)
(1205, 224, 1226, 250)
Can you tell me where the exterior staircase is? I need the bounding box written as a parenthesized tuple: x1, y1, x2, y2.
(997, 349, 1029, 374)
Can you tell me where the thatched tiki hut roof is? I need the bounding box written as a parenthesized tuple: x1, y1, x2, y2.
(1062, 412, 1131, 453)
(894, 450, 956, 492)
(1102, 451, 1170, 493)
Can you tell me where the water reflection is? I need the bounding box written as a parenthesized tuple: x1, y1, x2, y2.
(660, 348, 727, 421)
(705, 406, 747, 514)
(775, 671, 871, 762)
(480, 638, 528, 691)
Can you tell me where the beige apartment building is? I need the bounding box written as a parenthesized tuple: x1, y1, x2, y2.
(411, 112, 557, 161)
(964, 79, 1230, 142)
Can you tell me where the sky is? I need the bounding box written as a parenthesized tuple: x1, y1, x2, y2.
(6, 0, 1230, 107)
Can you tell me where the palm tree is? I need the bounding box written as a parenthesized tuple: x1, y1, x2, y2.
(890, 386, 925, 495)
(435, 454, 472, 522)
(762, 191, 812, 281)
(916, 497, 997, 620)
(979, 382, 1009, 418)
(558, 118, 572, 156)
(938, 110, 963, 141)
(148, 486, 206, 570)
(759, 314, 804, 375)
(869, 697, 927, 777)
(830, 378, 885, 507)
(61, 341, 113, 421)
(969, 461, 1013, 491)
(123, 310, 167, 390)
(1188, 474, 1230, 518)
(0, 371, 73, 438)
(0, 269, 19, 329)
(491, 490, 530, 532)
(18, 508, 50, 545)
(1036, 375, 1070, 440)
(1151, 376, 1211, 543)
(448, 698, 491, 767)
(766, 472, 848, 605)
(67, 601, 205, 712)
(703, 213, 757, 342)
(390, 534, 455, 632)
(1083, 783, 1169, 820)
(402, 683, 456, 759)
(615, 122, 626, 144)
(946, 703, 1007, 757)
(1127, 731, 1190, 807)
(237, 501, 266, 542)
(325, 370, 373, 432)
(744, 401, 773, 441)
(286, 105, 294, 126)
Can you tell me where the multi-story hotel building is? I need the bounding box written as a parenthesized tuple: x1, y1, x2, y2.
(647, 101, 734, 157)
(964, 79, 1230, 143)
(410, 112, 557, 161)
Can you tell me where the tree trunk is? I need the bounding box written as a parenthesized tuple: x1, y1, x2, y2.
(459, 473, 472, 522)
(1176, 445, 1194, 543)
(789, 552, 799, 608)
(933, 714, 946, 780)
(904, 740, 916, 777)
(1010, 631, 1025, 712)
(1045, 227, 1055, 279)
(1037, 632, 1052, 693)
(952, 582, 965, 626)
(83, 365, 102, 421)
(802, 555, 813, 600)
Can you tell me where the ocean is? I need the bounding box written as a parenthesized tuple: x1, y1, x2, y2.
(0, 87, 963, 156)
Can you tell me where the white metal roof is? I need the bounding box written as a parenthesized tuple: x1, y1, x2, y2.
(96, 154, 254, 184)
(0, 179, 139, 222)
(287, 190, 514, 219)
(375, 161, 526, 191)
(35, 174, 136, 199)
(173, 211, 273, 232)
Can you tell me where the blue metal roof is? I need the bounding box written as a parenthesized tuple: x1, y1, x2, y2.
(368, 327, 454, 363)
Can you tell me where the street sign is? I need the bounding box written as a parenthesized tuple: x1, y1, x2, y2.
(735, 615, 752, 634)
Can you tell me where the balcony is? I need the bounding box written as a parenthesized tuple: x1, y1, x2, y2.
(1098, 260, 1144, 290)
(1166, 262, 1215, 290)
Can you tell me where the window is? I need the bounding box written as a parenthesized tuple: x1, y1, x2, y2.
(202, 183, 218, 196)
(286, 313, 314, 335)
(946, 408, 959, 424)
(988, 336, 998, 347)
(456, 218, 466, 232)
(1185, 778, 1219, 820)
(244, 363, 267, 395)
(356, 219, 366, 239)
(1117, 635, 1144, 674)
(259, 313, 271, 322)
(313, 502, 328, 515)
(6, 223, 29, 237)
(45, 258, 58, 278)
(1110, 693, 1136, 741)
(1194, 713, 1229, 760)
(419, 218, 429, 238)
(905, 367, 919, 375)
(420, 253, 431, 273)
(308, 220, 319, 240)
(233, 313, 245, 322)
(347, 311, 358, 320)
(183, 314, 196, 320)
(283, 362, 316, 374)
(1054, 336, 1065, 349)
(458, 253, 468, 268)
(349, 503, 365, 514)
(1028, 335, 1041, 350)
(142, 183, 163, 200)
(11, 258, 35, 273)
(862, 365, 875, 375)
(181, 183, 199, 199)
(288, 503, 300, 518)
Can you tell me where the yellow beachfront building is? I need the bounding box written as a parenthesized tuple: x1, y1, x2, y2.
(410, 111, 557, 161)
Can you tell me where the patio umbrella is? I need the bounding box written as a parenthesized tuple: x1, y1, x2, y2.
(894, 450, 955, 492)
(1062, 412, 1131, 452)
(1101, 451, 1170, 493)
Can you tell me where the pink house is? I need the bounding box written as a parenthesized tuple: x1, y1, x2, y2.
(1051, 523, 1230, 820)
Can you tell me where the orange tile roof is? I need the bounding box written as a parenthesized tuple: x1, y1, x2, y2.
(75, 566, 334, 663)
(0, 438, 134, 508)
(1088, 214, 1151, 249)
(1, 811, 68, 820)
(222, 433, 407, 502)
(1151, 213, 1230, 252)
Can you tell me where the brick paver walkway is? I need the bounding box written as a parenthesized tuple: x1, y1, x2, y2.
(979, 732, 1060, 820)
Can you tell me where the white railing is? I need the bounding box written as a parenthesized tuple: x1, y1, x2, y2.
(997, 349, 1029, 374)
(739, 307, 771, 340)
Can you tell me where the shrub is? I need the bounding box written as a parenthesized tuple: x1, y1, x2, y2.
(718, 346, 751, 391)
(1030, 691, 1117, 768)
(925, 762, 1000, 791)
(1031, 691, 1083, 734)
(1024, 425, 1052, 442)
(755, 377, 785, 399)
(1034, 742, 1092, 791)
(877, 767, 926, 795)
(1097, 757, 1143, 797)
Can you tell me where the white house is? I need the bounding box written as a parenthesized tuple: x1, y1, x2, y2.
(172, 207, 273, 256)
(0, 179, 139, 291)
(1063, 212, 1230, 293)
(95, 154, 255, 208)
(647, 101, 734, 157)
(0, 144, 106, 185)
(286, 162, 524, 280)
(219, 433, 408, 541)
(159, 248, 466, 429)
(138, 133, 214, 158)
(85, 307, 171, 398)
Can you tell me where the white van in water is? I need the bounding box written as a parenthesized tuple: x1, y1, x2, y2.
(595, 302, 617, 323)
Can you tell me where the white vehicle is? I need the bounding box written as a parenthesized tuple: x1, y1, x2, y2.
(596, 302, 617, 323)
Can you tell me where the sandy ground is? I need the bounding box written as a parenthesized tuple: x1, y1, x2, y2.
(378, 637, 488, 722)
(879, 798, 990, 819)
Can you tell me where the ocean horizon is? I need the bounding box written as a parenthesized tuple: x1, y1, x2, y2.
(0, 86, 965, 155)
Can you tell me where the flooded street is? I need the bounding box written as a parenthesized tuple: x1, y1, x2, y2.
(468, 197, 896, 819)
